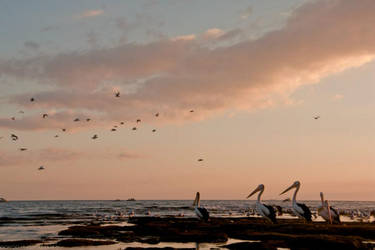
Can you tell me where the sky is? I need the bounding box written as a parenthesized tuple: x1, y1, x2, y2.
(0, 0, 374, 201)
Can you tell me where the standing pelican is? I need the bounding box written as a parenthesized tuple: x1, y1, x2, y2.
(318, 192, 340, 224)
(193, 192, 209, 221)
(280, 181, 312, 222)
(247, 184, 276, 223)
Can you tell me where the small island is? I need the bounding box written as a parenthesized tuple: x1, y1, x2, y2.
(0, 197, 7, 202)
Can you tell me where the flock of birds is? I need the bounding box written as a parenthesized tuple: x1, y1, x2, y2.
(1, 92, 203, 171)
(194, 181, 341, 224)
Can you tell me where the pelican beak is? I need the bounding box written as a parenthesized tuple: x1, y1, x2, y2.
(280, 183, 295, 195)
(247, 186, 260, 199)
(193, 192, 199, 206)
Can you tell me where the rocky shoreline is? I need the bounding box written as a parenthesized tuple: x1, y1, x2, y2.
(0, 217, 375, 249)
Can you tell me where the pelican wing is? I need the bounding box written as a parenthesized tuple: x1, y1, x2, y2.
(297, 202, 312, 221)
(197, 207, 209, 221)
(263, 204, 277, 223)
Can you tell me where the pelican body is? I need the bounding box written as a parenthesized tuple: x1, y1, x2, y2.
(318, 192, 340, 224)
(247, 184, 276, 223)
(193, 192, 209, 221)
(280, 181, 312, 222)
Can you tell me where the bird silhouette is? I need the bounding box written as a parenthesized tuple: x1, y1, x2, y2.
(152, 129, 156, 132)
(115, 91, 120, 97)
(198, 158, 204, 162)
(92, 134, 98, 139)
(62, 128, 66, 132)
(136, 119, 141, 123)
(111, 128, 117, 132)
(19, 148, 27, 151)
(11, 117, 15, 120)
(86, 118, 91, 122)
(38, 166, 45, 170)
(30, 98, 35, 102)
(54, 135, 59, 138)
(314, 116, 320, 120)
(155, 113, 159, 117)
(132, 127, 137, 131)
(11, 134, 18, 141)
(74, 118, 80, 122)
(120, 122, 125, 125)
(42, 114, 48, 118)
(190, 110, 194, 113)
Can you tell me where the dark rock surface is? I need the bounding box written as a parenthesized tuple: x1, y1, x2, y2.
(0, 240, 42, 248)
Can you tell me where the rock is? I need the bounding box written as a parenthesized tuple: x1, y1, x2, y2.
(53, 239, 116, 247)
(0, 240, 42, 248)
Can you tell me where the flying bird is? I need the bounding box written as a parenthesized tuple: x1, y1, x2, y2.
(132, 127, 137, 131)
(86, 118, 91, 122)
(120, 122, 125, 125)
(314, 116, 320, 120)
(38, 166, 45, 170)
(115, 91, 120, 97)
(113, 125, 118, 128)
(19, 148, 28, 151)
(318, 192, 340, 224)
(11, 134, 18, 141)
(62, 128, 66, 132)
(74, 118, 80, 122)
(190, 110, 194, 113)
(19, 110, 24, 114)
(152, 129, 156, 133)
(136, 119, 141, 123)
(155, 113, 159, 117)
(54, 135, 59, 138)
(247, 184, 277, 223)
(42, 114, 48, 118)
(197, 158, 204, 162)
(11, 117, 15, 120)
(111, 128, 117, 132)
(193, 192, 209, 221)
(280, 181, 312, 222)
(92, 134, 98, 139)
(30, 98, 35, 102)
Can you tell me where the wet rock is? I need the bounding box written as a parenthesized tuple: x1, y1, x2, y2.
(53, 239, 116, 247)
(0, 240, 42, 248)
(59, 225, 134, 238)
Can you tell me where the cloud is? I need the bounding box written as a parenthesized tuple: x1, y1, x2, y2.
(77, 9, 104, 18)
(241, 6, 253, 19)
(1, 0, 375, 131)
(332, 94, 344, 101)
(0, 147, 84, 167)
(24, 41, 40, 50)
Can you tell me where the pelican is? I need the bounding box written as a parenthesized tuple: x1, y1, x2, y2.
(318, 192, 340, 224)
(193, 192, 209, 221)
(280, 181, 312, 222)
(247, 184, 277, 223)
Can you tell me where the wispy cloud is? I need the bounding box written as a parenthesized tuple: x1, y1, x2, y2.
(77, 9, 104, 18)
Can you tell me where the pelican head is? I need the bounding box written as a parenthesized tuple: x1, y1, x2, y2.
(247, 184, 264, 198)
(280, 181, 300, 195)
(193, 192, 200, 206)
